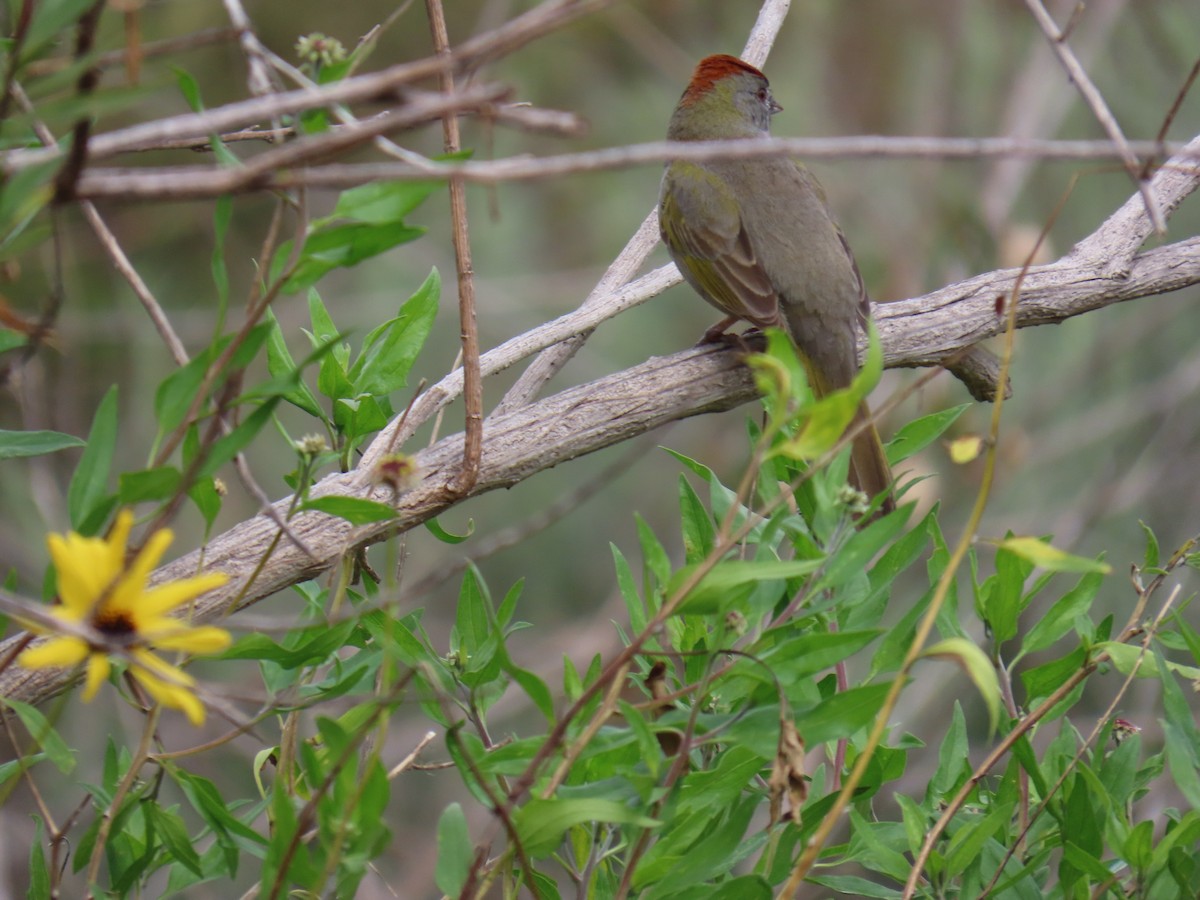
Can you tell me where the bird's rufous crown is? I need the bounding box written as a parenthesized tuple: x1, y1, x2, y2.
(681, 54, 768, 106)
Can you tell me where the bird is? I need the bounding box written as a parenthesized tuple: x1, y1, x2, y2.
(658, 54, 894, 513)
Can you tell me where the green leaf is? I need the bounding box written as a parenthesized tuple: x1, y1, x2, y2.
(812, 503, 911, 595)
(1018, 570, 1103, 660)
(923, 638, 1001, 732)
(783, 392, 858, 461)
(118, 466, 183, 504)
(349, 269, 439, 396)
(284, 222, 426, 294)
(435, 803, 472, 897)
(930, 703, 970, 801)
(0, 160, 57, 259)
(1098, 642, 1200, 681)
(611, 543, 647, 633)
(507, 662, 555, 724)
(195, 399, 280, 480)
(943, 801, 1016, 878)
(173, 67, 204, 113)
(154, 350, 213, 436)
(67, 385, 118, 532)
(635, 513, 671, 591)
(514, 798, 658, 856)
(453, 564, 492, 662)
(2, 700, 75, 773)
(997, 537, 1112, 575)
(297, 496, 397, 525)
(220, 619, 356, 669)
(146, 805, 203, 875)
(172, 769, 268, 847)
(706, 875, 772, 900)
(670, 558, 823, 615)
(331, 179, 445, 225)
(885, 404, 969, 464)
(748, 629, 882, 682)
(677, 473, 715, 563)
(0, 429, 84, 460)
(21, 0, 100, 62)
(28, 815, 49, 900)
(1139, 521, 1160, 570)
(264, 312, 323, 418)
(425, 516, 474, 544)
(796, 681, 893, 747)
(805, 874, 902, 898)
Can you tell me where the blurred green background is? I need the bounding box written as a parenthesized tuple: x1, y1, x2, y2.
(1, 0, 1199, 894)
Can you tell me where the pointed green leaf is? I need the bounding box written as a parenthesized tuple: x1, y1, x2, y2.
(0, 429, 84, 460)
(67, 385, 118, 532)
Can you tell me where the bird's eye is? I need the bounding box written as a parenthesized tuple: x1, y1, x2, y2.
(757, 87, 770, 104)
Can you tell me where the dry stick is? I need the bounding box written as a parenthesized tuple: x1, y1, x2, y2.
(1140, 53, 1200, 181)
(50, 0, 106, 203)
(982, 0, 1127, 232)
(81, 203, 189, 364)
(387, 729, 438, 779)
(67, 136, 1200, 202)
(426, 0, 483, 495)
(1, 0, 616, 173)
(221, 0, 278, 101)
(1023, 0, 1165, 233)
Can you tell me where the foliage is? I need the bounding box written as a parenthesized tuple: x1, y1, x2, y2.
(0, 2, 1198, 899)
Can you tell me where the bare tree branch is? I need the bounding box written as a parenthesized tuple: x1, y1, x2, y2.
(1023, 0, 1164, 232)
(65, 136, 1200, 201)
(2, 229, 1197, 709)
(0, 0, 616, 173)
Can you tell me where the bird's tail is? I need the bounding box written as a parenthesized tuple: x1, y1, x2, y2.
(848, 403, 895, 514)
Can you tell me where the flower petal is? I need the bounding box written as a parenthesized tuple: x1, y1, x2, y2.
(82, 653, 111, 700)
(18, 636, 89, 669)
(130, 653, 205, 725)
(136, 572, 228, 620)
(130, 648, 196, 686)
(48, 534, 109, 616)
(109, 527, 174, 615)
(149, 625, 232, 654)
(46, 510, 134, 615)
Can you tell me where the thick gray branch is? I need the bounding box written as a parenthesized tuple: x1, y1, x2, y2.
(2, 232, 1198, 708)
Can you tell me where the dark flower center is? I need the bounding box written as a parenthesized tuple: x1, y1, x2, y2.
(93, 609, 137, 638)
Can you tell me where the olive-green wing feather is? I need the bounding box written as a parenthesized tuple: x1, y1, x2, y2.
(660, 162, 780, 328)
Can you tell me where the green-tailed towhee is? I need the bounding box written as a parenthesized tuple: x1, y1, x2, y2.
(659, 54, 894, 512)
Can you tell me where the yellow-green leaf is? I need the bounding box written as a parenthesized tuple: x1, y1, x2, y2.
(997, 537, 1111, 575)
(1098, 642, 1200, 681)
(922, 638, 1002, 733)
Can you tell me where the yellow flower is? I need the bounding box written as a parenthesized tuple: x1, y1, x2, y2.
(18, 510, 230, 725)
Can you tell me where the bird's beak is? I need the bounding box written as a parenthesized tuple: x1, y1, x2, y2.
(769, 98, 783, 115)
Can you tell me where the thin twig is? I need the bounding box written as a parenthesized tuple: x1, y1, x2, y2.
(1023, 0, 1165, 232)
(221, 0, 279, 101)
(2, 0, 617, 174)
(426, 0, 483, 495)
(65, 136, 1200, 201)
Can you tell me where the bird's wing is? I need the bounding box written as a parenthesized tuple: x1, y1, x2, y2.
(660, 163, 780, 328)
